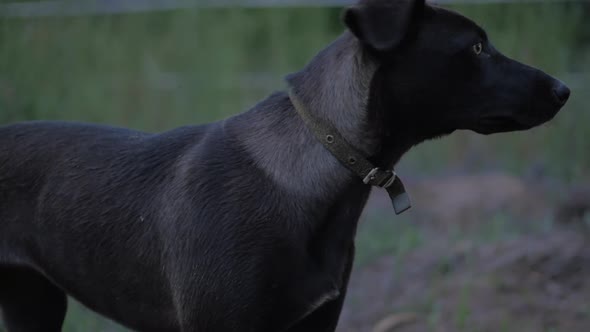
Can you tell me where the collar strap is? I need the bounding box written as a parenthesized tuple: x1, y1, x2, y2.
(288, 89, 411, 215)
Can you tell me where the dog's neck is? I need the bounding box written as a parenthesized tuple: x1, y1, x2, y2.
(230, 33, 402, 198)
(285, 33, 380, 157)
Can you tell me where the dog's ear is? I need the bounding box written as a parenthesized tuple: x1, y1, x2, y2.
(343, 0, 424, 51)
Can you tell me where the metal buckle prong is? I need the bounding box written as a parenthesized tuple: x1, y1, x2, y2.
(363, 168, 379, 185)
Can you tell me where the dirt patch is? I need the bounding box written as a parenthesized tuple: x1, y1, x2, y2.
(340, 230, 590, 332)
(339, 173, 590, 332)
(407, 173, 552, 228)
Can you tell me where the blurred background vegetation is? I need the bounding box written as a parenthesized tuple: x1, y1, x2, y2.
(0, 1, 588, 331)
(1, 1, 588, 179)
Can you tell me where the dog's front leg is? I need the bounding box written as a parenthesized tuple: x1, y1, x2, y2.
(284, 245, 355, 332)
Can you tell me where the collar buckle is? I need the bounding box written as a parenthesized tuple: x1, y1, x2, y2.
(288, 88, 411, 215)
(363, 167, 397, 189)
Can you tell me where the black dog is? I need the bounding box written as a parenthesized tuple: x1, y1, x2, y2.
(0, 0, 570, 331)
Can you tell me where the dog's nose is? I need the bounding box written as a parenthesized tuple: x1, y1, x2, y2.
(552, 81, 571, 105)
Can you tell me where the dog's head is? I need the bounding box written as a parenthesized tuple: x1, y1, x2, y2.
(344, 0, 570, 139)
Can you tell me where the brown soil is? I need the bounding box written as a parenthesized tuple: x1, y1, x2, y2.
(339, 174, 590, 332)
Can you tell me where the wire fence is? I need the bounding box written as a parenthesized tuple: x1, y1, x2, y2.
(1, 0, 586, 17)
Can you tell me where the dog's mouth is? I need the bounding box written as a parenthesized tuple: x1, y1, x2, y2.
(473, 115, 539, 135)
(471, 83, 568, 136)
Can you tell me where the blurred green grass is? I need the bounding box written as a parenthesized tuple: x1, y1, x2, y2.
(0, 3, 588, 180)
(0, 2, 589, 331)
(0, 3, 590, 178)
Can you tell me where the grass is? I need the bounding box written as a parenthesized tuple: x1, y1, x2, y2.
(1, 3, 588, 179)
(62, 301, 126, 332)
(355, 213, 423, 266)
(454, 282, 473, 330)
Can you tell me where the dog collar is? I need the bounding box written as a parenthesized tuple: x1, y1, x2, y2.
(288, 89, 411, 215)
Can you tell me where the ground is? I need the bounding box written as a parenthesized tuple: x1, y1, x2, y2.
(341, 173, 590, 332)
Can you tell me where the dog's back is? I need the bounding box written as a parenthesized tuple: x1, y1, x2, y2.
(0, 121, 200, 240)
(0, 121, 213, 330)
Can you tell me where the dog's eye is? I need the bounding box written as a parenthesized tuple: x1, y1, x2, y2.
(473, 42, 483, 55)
